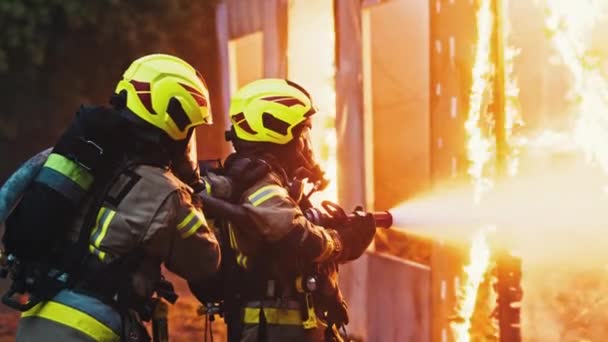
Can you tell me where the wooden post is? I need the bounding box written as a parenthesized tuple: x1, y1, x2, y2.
(263, 0, 289, 78)
(194, 0, 232, 160)
(496, 251, 523, 342)
(202, 0, 233, 160)
(334, 0, 369, 340)
(492, 2, 522, 341)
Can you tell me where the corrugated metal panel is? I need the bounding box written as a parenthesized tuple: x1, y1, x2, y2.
(226, 0, 264, 38)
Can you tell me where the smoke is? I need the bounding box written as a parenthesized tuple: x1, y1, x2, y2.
(390, 155, 608, 339)
(390, 158, 608, 267)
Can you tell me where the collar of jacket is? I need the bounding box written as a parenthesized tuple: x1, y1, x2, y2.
(225, 152, 290, 187)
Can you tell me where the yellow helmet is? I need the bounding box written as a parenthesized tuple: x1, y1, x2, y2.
(115, 54, 212, 141)
(229, 79, 316, 144)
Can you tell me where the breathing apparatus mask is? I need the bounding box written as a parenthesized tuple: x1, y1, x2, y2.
(283, 123, 329, 204)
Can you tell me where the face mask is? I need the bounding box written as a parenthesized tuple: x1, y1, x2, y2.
(291, 126, 329, 191)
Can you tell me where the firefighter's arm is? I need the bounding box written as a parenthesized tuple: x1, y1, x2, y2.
(143, 190, 221, 284)
(241, 182, 341, 265)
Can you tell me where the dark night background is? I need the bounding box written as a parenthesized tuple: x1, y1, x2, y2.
(0, 0, 221, 182)
(0, 1, 225, 339)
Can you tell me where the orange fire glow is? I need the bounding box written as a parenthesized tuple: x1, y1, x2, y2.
(454, 0, 496, 340)
(502, 1, 524, 178)
(287, 0, 337, 205)
(452, 228, 493, 342)
(464, 0, 496, 205)
(544, 0, 608, 174)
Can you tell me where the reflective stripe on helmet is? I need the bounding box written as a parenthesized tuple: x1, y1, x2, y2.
(247, 185, 288, 207)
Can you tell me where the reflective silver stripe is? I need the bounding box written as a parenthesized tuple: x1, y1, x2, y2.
(90, 208, 113, 245)
(51, 289, 121, 336)
(35, 167, 86, 204)
(177, 209, 207, 238)
(248, 185, 287, 206)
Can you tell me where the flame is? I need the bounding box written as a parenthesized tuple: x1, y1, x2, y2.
(287, 0, 337, 204)
(543, 0, 608, 174)
(502, 0, 525, 177)
(452, 229, 492, 342)
(464, 0, 496, 204)
(456, 0, 527, 339)
(454, 1, 497, 340)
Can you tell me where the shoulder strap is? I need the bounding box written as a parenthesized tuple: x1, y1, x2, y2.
(66, 157, 136, 280)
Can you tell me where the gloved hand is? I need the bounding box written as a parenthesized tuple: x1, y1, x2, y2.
(315, 262, 349, 327)
(333, 207, 376, 262)
(327, 292, 349, 327)
(198, 155, 271, 202)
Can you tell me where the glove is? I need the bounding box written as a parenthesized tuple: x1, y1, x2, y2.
(333, 207, 376, 262)
(313, 262, 349, 327)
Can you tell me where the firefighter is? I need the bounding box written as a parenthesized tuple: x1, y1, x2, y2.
(15, 54, 220, 341)
(201, 78, 376, 341)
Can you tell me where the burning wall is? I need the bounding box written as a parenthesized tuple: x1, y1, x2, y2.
(407, 0, 608, 340)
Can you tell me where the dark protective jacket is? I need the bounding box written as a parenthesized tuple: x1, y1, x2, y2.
(223, 169, 342, 342)
(16, 165, 220, 341)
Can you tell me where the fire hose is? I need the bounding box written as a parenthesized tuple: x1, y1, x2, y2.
(198, 194, 393, 338)
(303, 200, 392, 229)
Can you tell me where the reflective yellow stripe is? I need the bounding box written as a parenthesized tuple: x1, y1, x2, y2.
(236, 253, 248, 269)
(44, 153, 94, 190)
(180, 219, 204, 238)
(302, 293, 318, 329)
(228, 225, 238, 249)
(177, 211, 196, 230)
(248, 185, 287, 207)
(88, 208, 106, 243)
(177, 209, 207, 238)
(22, 301, 119, 341)
(243, 307, 302, 326)
(89, 208, 116, 262)
(94, 210, 116, 248)
(204, 179, 212, 195)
